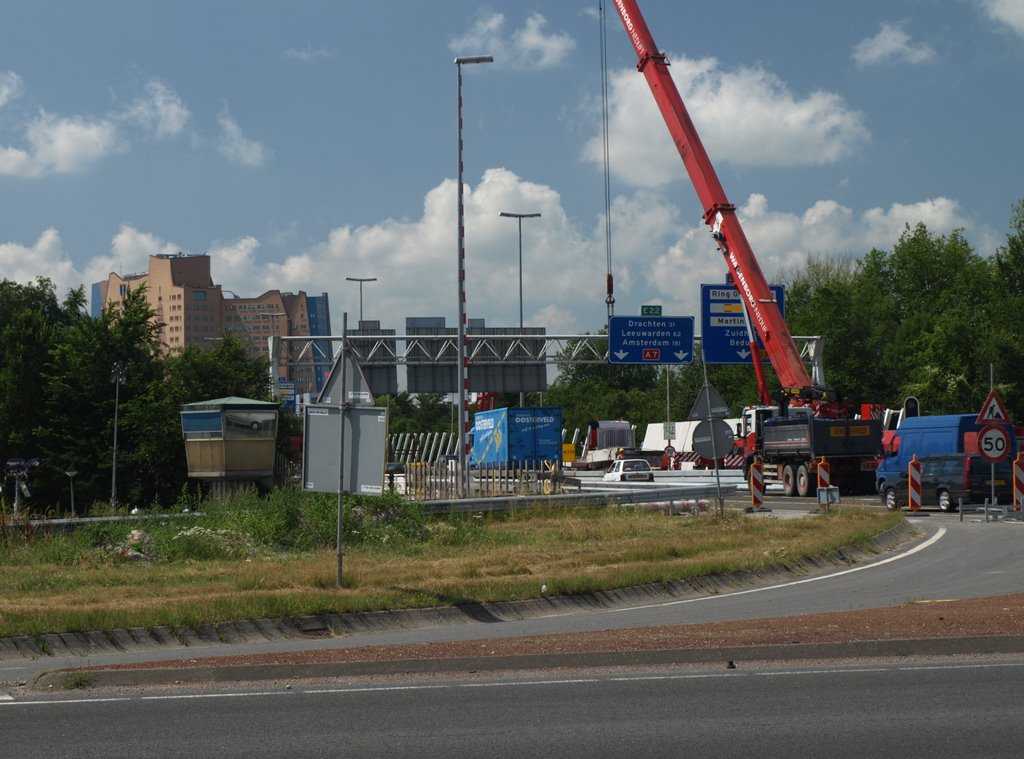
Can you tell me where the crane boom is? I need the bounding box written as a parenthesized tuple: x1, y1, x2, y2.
(611, 0, 816, 397)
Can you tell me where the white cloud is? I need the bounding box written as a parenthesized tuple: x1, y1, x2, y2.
(284, 44, 337, 62)
(0, 228, 78, 290)
(209, 236, 260, 288)
(980, 0, 1024, 37)
(644, 194, 970, 321)
(18, 173, 977, 342)
(853, 22, 936, 67)
(0, 110, 122, 178)
(0, 70, 24, 108)
(80, 224, 181, 288)
(122, 80, 190, 139)
(583, 56, 868, 186)
(261, 168, 601, 333)
(450, 12, 575, 69)
(217, 106, 269, 167)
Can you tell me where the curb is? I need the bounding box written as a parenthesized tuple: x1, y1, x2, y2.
(32, 634, 1024, 690)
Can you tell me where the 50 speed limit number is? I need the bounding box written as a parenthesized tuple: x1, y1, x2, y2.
(979, 423, 1011, 463)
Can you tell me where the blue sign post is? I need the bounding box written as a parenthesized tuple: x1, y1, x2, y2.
(608, 315, 694, 365)
(700, 284, 784, 365)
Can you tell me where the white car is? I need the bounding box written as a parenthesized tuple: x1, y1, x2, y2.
(603, 459, 655, 482)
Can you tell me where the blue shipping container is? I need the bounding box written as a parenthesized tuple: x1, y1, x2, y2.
(471, 407, 563, 465)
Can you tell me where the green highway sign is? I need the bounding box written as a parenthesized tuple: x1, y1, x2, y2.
(640, 305, 662, 316)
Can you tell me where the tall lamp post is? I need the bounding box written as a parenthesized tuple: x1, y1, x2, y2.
(455, 54, 493, 496)
(499, 211, 541, 407)
(110, 361, 127, 509)
(345, 276, 377, 323)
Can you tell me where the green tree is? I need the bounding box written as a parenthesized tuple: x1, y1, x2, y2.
(990, 199, 1024, 418)
(34, 286, 163, 510)
(0, 279, 83, 475)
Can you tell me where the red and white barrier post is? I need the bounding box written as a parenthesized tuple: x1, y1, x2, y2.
(908, 454, 922, 512)
(1013, 453, 1024, 513)
(817, 456, 831, 491)
(750, 457, 764, 511)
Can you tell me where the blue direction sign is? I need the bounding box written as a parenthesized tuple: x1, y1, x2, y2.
(700, 284, 784, 365)
(609, 315, 694, 365)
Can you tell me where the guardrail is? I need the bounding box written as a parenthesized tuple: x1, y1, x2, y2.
(420, 484, 737, 515)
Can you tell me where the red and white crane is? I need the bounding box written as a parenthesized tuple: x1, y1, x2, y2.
(611, 0, 828, 409)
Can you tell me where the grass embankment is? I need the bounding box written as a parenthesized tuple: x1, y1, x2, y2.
(0, 490, 903, 638)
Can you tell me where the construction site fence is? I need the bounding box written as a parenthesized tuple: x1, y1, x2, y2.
(402, 460, 578, 501)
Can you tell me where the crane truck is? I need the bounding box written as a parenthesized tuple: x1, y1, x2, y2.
(612, 1, 882, 496)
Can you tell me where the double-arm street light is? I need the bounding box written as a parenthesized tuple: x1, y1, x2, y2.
(455, 54, 493, 496)
(499, 211, 541, 406)
(345, 277, 377, 323)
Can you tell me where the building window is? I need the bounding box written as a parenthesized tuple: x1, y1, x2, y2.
(194, 291, 207, 301)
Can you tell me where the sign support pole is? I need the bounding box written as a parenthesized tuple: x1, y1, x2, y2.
(699, 343, 724, 515)
(336, 313, 349, 588)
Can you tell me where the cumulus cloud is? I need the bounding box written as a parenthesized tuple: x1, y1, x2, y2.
(122, 80, 190, 139)
(7, 169, 979, 340)
(0, 110, 122, 178)
(583, 56, 868, 186)
(644, 193, 971, 319)
(450, 12, 575, 68)
(0, 229, 78, 289)
(980, 0, 1024, 37)
(0, 70, 24, 108)
(209, 236, 260, 286)
(853, 22, 936, 67)
(217, 105, 269, 167)
(74, 224, 182, 291)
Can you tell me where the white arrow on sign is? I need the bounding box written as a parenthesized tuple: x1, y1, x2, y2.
(674, 351, 689, 361)
(614, 350, 629, 360)
(737, 349, 751, 359)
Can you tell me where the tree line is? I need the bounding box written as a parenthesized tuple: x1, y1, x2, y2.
(0, 282, 282, 514)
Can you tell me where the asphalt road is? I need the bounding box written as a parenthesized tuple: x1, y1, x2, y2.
(6, 657, 1024, 758)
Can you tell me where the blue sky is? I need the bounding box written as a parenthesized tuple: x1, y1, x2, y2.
(2, 1, 1023, 336)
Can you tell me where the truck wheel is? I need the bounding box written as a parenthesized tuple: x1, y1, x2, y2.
(796, 464, 814, 498)
(883, 487, 900, 512)
(782, 464, 796, 497)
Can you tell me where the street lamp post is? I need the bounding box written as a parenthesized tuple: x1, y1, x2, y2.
(499, 211, 541, 407)
(345, 277, 377, 323)
(65, 470, 77, 518)
(110, 361, 126, 510)
(455, 54, 493, 496)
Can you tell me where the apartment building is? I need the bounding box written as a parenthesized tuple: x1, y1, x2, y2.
(96, 253, 332, 395)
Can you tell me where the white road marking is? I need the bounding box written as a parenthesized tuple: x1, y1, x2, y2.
(9, 655, 1024, 706)
(597, 526, 947, 614)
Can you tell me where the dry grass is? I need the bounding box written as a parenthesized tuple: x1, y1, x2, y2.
(0, 507, 902, 637)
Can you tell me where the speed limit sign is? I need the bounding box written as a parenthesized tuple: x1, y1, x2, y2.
(979, 424, 1011, 463)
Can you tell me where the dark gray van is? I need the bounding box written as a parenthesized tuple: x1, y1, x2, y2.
(881, 453, 1014, 511)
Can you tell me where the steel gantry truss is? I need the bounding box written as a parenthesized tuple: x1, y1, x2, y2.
(269, 333, 826, 394)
